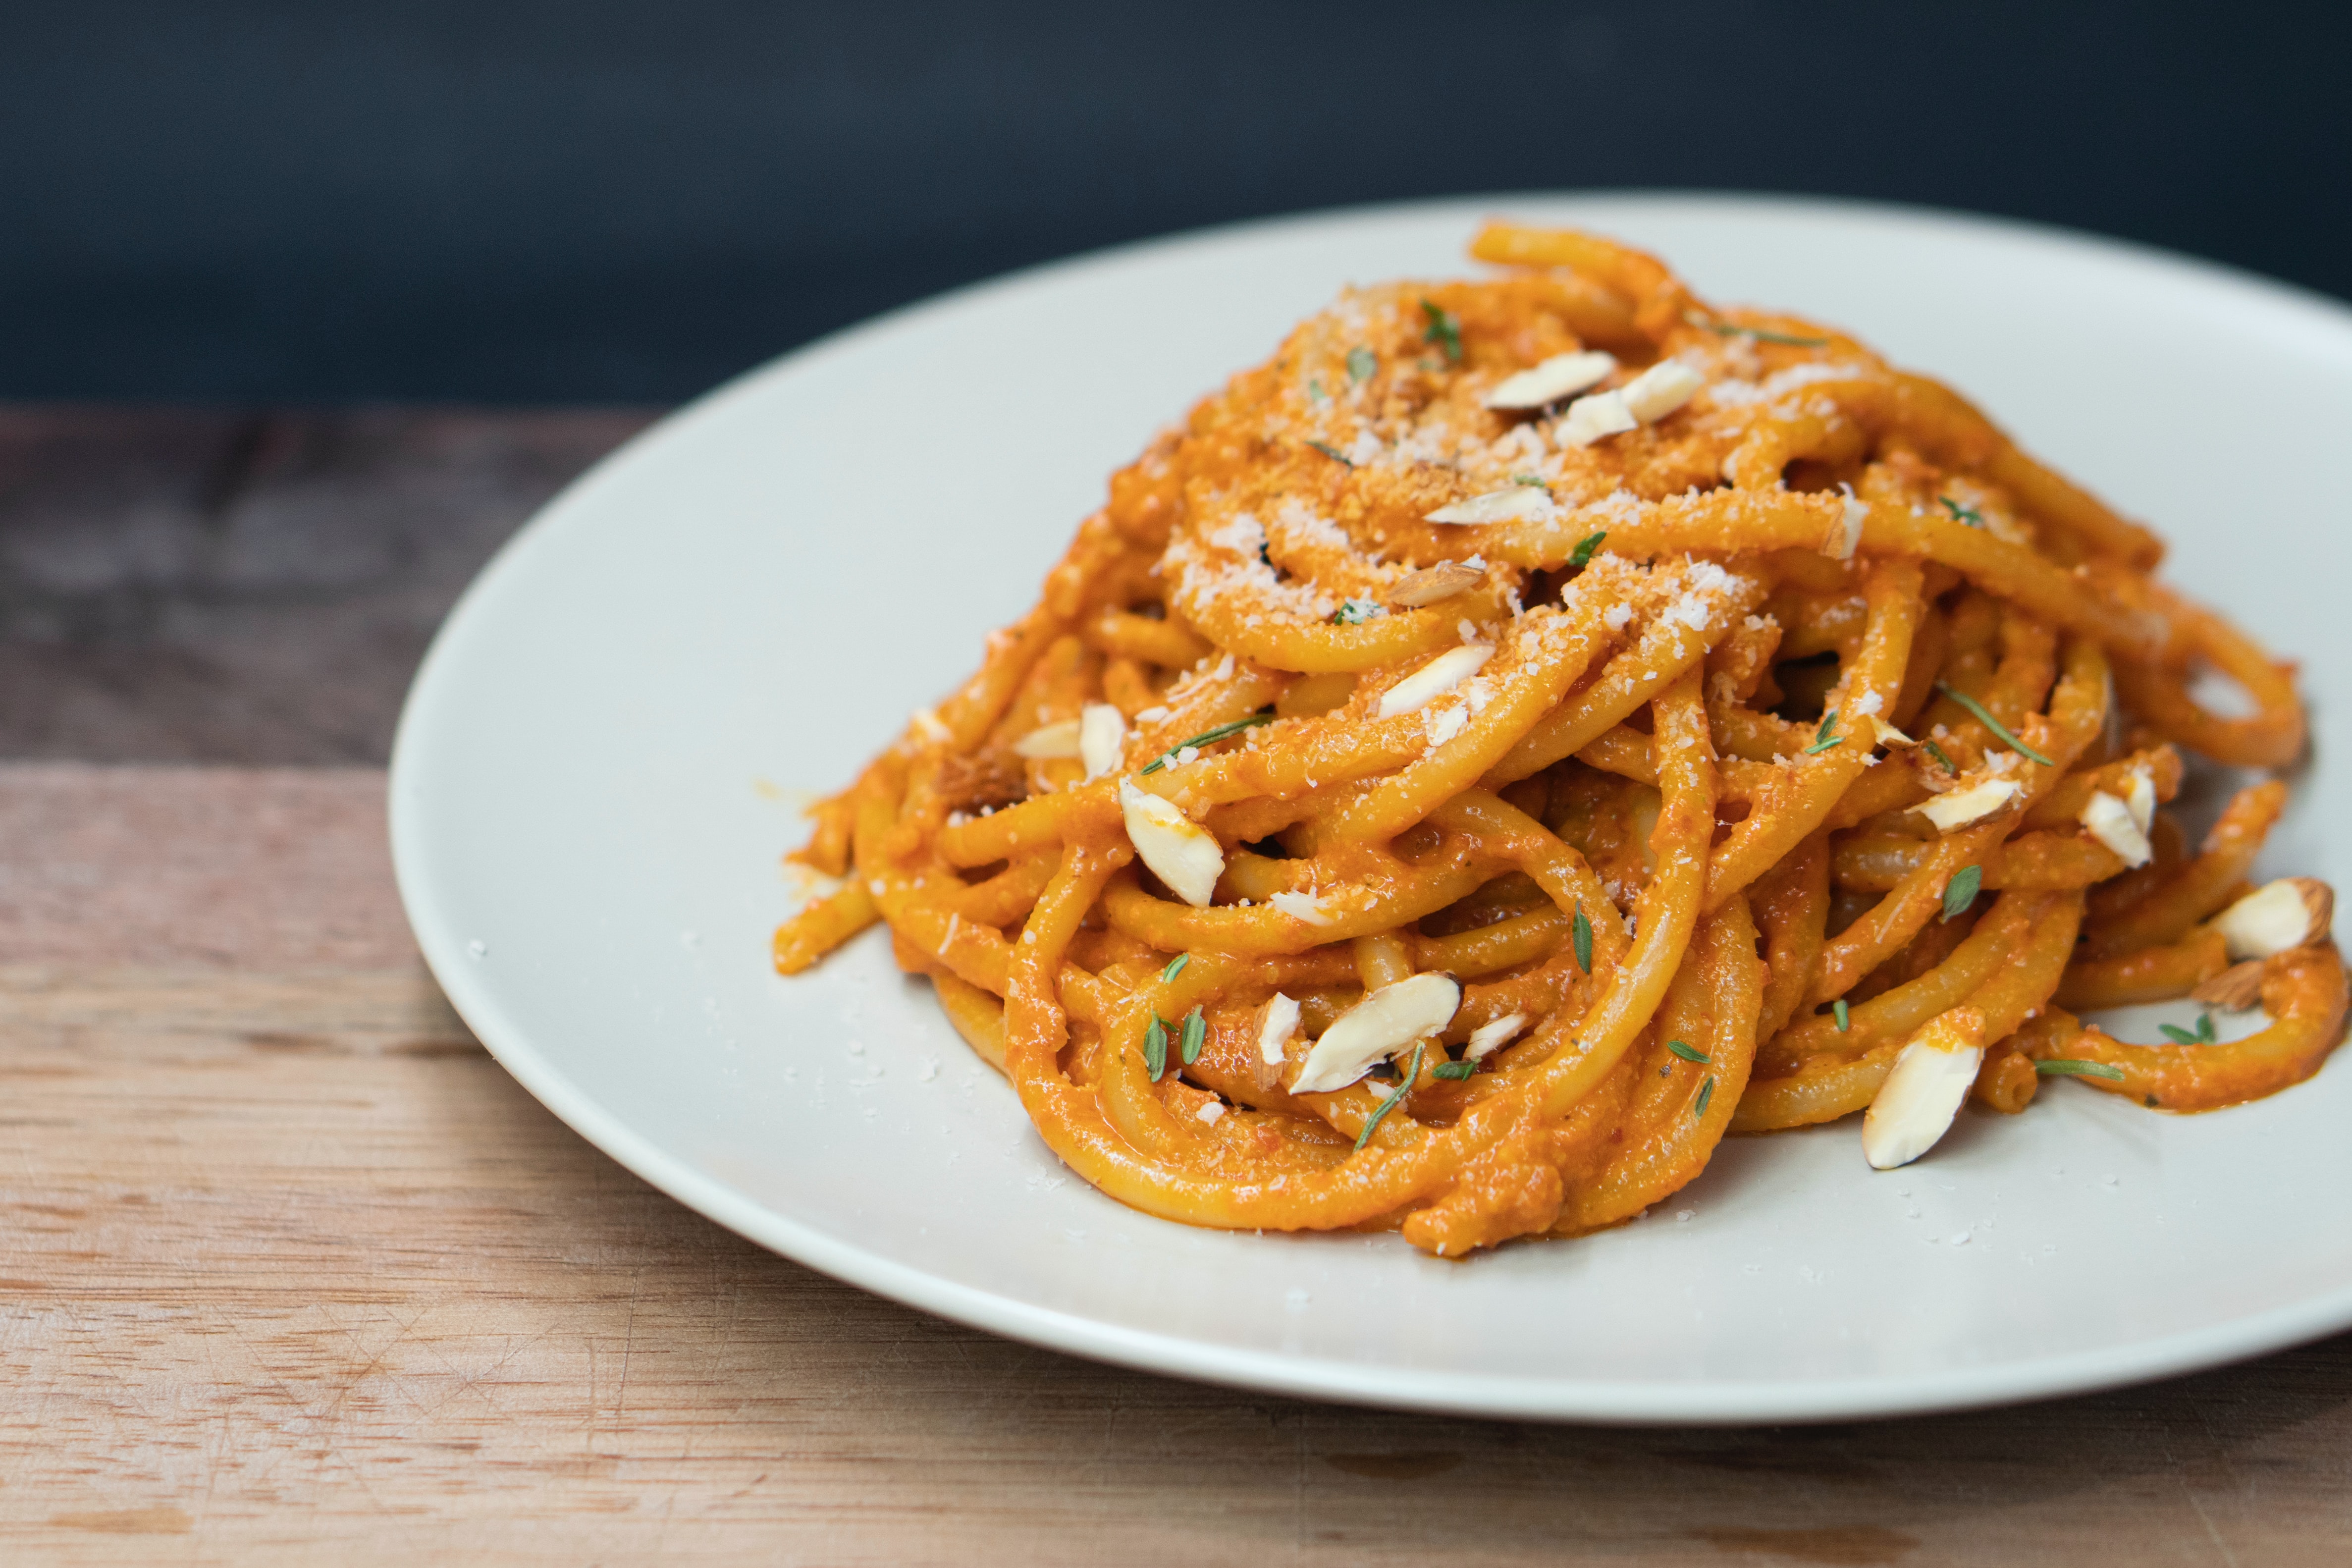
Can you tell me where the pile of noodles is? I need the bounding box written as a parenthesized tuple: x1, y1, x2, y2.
(776, 224, 2343, 1257)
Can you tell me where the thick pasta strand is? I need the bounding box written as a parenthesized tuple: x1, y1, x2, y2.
(771, 223, 2342, 1256)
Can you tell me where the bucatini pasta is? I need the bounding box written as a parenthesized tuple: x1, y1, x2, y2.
(774, 224, 2345, 1257)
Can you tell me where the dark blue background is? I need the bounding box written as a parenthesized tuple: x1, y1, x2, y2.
(6, 1, 2345, 402)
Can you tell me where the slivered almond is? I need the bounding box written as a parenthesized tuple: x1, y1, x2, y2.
(1389, 562, 1485, 607)
(1079, 703, 1126, 779)
(1869, 715, 1916, 750)
(2191, 960, 2266, 1013)
(1825, 493, 1867, 561)
(2123, 765, 2157, 834)
(1861, 1007, 1987, 1170)
(1375, 643, 1493, 718)
(1556, 389, 1637, 447)
(2079, 789, 2152, 868)
(2214, 877, 2332, 961)
(1117, 778, 1224, 908)
(1012, 718, 1083, 759)
(1464, 1011, 1528, 1060)
(1482, 350, 1617, 410)
(1619, 359, 1707, 423)
(1268, 889, 1332, 925)
(1289, 973, 1462, 1095)
(1913, 776, 2021, 832)
(1251, 992, 1302, 1092)
(1425, 486, 1551, 525)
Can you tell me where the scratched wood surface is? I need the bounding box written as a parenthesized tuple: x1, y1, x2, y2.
(3, 409, 2350, 1566)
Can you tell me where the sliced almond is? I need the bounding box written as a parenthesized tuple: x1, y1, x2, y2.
(1117, 778, 1224, 908)
(2123, 764, 2157, 835)
(1425, 486, 1551, 525)
(1390, 561, 1486, 607)
(1425, 704, 1470, 747)
(1290, 973, 1462, 1095)
(1861, 1007, 1987, 1171)
(1556, 389, 1637, 448)
(1464, 1011, 1528, 1060)
(1619, 359, 1707, 423)
(1824, 492, 1867, 561)
(1375, 643, 1494, 718)
(1913, 776, 2021, 832)
(1482, 350, 1617, 410)
(1869, 715, 1916, 750)
(1268, 888, 1333, 925)
(1258, 993, 1301, 1067)
(1079, 703, 1127, 779)
(1012, 717, 1083, 759)
(2214, 877, 2332, 961)
(2190, 960, 2266, 1013)
(2078, 789, 2152, 868)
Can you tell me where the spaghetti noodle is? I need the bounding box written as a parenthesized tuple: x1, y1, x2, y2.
(774, 224, 2345, 1256)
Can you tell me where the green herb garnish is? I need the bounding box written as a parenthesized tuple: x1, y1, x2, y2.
(2037, 1058, 2126, 1080)
(1922, 739, 1958, 775)
(1833, 999, 1850, 1032)
(1510, 472, 1546, 487)
(1431, 1059, 1477, 1081)
(1307, 378, 1328, 405)
(1695, 1076, 1716, 1118)
(1804, 708, 1844, 756)
(1420, 299, 1462, 364)
(1698, 320, 1829, 348)
(1330, 598, 1381, 626)
(1568, 530, 1607, 571)
(1347, 345, 1376, 383)
(1942, 864, 1983, 922)
(1666, 1039, 1710, 1064)
(1354, 1041, 1426, 1150)
(1938, 495, 1984, 528)
(1144, 1015, 1169, 1080)
(1140, 713, 1276, 773)
(1307, 439, 1354, 468)
(1161, 953, 1189, 983)
(2159, 1014, 2218, 1046)
(1933, 681, 2056, 766)
(1572, 903, 1595, 974)
(1180, 1006, 1207, 1065)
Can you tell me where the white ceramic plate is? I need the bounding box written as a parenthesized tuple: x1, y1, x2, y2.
(391, 194, 2352, 1424)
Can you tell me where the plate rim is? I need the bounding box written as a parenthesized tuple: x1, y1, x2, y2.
(389, 188, 2352, 1425)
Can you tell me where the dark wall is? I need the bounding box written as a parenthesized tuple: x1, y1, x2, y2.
(6, 1, 2346, 403)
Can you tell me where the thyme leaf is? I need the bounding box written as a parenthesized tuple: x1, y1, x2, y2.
(1354, 1040, 1426, 1149)
(1833, 998, 1850, 1032)
(1934, 681, 2056, 766)
(1307, 439, 1354, 468)
(1180, 1006, 1207, 1065)
(1420, 299, 1462, 364)
(1431, 1059, 1477, 1081)
(2037, 1058, 2126, 1080)
(1144, 1015, 1169, 1080)
(1140, 713, 1275, 773)
(1942, 864, 1983, 922)
(1572, 903, 1595, 974)
(1666, 1039, 1710, 1064)
(1347, 345, 1376, 383)
(1804, 708, 1843, 755)
(1568, 530, 1608, 571)
(1161, 953, 1189, 983)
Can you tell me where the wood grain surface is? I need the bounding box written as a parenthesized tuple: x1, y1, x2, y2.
(3, 410, 2350, 1565)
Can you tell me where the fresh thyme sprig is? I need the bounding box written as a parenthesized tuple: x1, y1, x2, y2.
(1934, 681, 2056, 766)
(2159, 1014, 2218, 1046)
(2037, 1058, 2126, 1080)
(1140, 713, 1275, 773)
(1354, 1041, 1426, 1150)
(1693, 316, 1829, 348)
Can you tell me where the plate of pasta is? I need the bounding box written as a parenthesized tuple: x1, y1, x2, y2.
(392, 194, 2352, 1422)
